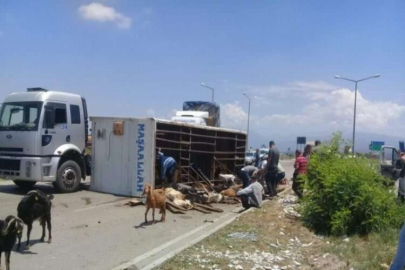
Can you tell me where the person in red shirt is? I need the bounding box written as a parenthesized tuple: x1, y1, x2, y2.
(293, 149, 308, 198)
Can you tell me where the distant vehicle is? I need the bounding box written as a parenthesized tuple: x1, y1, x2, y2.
(245, 151, 255, 165)
(259, 148, 269, 158)
(379, 146, 402, 180)
(171, 111, 208, 126)
(377, 146, 405, 199)
(183, 101, 220, 127)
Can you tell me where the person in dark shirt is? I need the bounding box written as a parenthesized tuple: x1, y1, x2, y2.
(157, 152, 177, 185)
(254, 149, 260, 167)
(237, 165, 259, 188)
(391, 222, 405, 270)
(265, 141, 280, 197)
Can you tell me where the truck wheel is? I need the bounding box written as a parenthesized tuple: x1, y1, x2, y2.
(13, 180, 36, 189)
(54, 160, 81, 193)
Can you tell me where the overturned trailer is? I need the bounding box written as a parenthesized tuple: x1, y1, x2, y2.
(90, 117, 246, 197)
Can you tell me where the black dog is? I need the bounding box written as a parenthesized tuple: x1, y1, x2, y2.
(17, 190, 54, 250)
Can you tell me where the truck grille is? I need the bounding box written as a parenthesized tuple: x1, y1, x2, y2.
(0, 159, 21, 171)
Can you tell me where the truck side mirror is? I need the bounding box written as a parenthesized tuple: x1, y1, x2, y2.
(44, 107, 55, 129)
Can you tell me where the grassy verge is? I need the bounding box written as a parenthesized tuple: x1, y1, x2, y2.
(158, 193, 400, 270)
(322, 228, 399, 270)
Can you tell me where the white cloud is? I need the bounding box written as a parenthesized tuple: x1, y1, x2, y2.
(78, 3, 132, 29)
(221, 102, 248, 130)
(255, 81, 405, 135)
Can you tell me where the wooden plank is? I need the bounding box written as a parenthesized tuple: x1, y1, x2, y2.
(191, 206, 211, 214)
(193, 203, 224, 213)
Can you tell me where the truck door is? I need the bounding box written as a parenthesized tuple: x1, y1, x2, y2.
(67, 104, 85, 152)
(42, 102, 70, 155)
(380, 146, 401, 180)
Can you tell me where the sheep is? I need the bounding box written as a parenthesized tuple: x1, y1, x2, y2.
(17, 190, 54, 250)
(0, 216, 24, 270)
(164, 188, 192, 209)
(220, 189, 237, 197)
(165, 188, 186, 200)
(142, 184, 166, 225)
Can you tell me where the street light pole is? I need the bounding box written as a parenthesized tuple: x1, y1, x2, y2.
(243, 92, 250, 139)
(200, 83, 215, 102)
(334, 74, 380, 154)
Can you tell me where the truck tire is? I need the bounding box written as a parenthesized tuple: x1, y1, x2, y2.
(13, 180, 36, 189)
(54, 160, 81, 193)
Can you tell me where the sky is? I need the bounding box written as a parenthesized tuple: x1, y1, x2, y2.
(0, 1, 404, 151)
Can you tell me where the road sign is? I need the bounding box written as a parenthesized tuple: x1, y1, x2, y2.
(297, 137, 306, 145)
(369, 141, 385, 151)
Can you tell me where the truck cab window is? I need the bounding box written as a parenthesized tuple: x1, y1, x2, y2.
(0, 102, 42, 131)
(55, 108, 67, 124)
(70, 105, 81, 124)
(44, 103, 67, 129)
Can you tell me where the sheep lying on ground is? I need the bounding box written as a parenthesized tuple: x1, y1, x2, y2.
(142, 184, 166, 224)
(17, 190, 54, 250)
(0, 216, 24, 270)
(165, 188, 192, 209)
(220, 189, 237, 197)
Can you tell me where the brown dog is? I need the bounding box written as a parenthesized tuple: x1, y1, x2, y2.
(142, 184, 166, 224)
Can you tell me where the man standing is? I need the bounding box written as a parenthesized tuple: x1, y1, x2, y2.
(265, 141, 280, 197)
(237, 174, 264, 209)
(313, 140, 321, 153)
(237, 165, 259, 188)
(254, 148, 260, 167)
(293, 150, 308, 198)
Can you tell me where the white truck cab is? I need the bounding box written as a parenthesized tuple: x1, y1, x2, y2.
(0, 88, 90, 192)
(171, 111, 208, 126)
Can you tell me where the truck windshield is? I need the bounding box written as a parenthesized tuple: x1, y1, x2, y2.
(0, 102, 43, 131)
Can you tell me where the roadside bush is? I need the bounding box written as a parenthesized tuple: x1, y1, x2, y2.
(301, 133, 405, 236)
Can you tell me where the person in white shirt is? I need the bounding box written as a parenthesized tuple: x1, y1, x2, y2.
(237, 175, 264, 209)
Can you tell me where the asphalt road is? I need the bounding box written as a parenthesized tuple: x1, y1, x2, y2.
(0, 160, 295, 270)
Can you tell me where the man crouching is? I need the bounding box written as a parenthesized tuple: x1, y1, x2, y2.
(237, 174, 264, 209)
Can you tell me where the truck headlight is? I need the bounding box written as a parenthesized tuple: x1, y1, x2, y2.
(42, 135, 52, 146)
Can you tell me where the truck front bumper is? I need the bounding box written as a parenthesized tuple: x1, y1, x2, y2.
(0, 156, 60, 182)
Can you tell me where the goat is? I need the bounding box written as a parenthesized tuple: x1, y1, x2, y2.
(17, 190, 54, 250)
(142, 184, 166, 225)
(0, 216, 24, 270)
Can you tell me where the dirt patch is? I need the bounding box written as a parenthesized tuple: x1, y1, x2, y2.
(81, 197, 92, 205)
(310, 254, 347, 270)
(59, 203, 69, 208)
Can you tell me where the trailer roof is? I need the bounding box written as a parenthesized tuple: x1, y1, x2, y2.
(89, 116, 247, 135)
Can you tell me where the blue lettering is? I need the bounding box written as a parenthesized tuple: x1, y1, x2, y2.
(136, 123, 146, 194)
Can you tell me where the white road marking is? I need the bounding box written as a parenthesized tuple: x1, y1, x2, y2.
(140, 213, 239, 270)
(111, 212, 234, 270)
